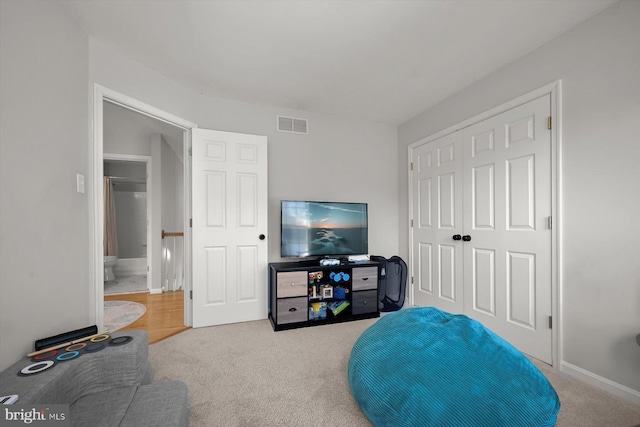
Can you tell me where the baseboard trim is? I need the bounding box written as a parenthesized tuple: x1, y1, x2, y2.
(149, 288, 162, 295)
(561, 361, 640, 404)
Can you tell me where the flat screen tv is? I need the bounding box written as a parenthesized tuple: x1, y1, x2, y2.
(281, 200, 368, 258)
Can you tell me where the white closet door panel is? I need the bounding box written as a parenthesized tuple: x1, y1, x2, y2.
(463, 94, 552, 363)
(507, 156, 535, 230)
(472, 163, 495, 230)
(507, 251, 536, 329)
(472, 247, 496, 316)
(439, 244, 456, 301)
(411, 132, 463, 312)
(438, 173, 456, 228)
(418, 178, 432, 228)
(418, 243, 433, 294)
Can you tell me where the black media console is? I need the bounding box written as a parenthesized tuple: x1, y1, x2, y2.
(268, 260, 380, 331)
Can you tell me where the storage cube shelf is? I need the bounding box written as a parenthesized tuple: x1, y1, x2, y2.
(269, 261, 380, 331)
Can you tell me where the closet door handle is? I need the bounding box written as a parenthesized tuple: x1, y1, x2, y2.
(452, 234, 462, 241)
(462, 235, 472, 242)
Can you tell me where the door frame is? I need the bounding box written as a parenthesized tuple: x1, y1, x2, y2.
(91, 84, 198, 330)
(407, 80, 562, 366)
(103, 154, 153, 293)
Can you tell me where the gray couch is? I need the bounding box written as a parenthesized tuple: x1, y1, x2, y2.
(0, 330, 189, 427)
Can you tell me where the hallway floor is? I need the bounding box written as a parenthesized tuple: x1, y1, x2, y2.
(104, 291, 189, 344)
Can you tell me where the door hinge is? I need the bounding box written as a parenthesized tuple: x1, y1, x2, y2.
(548, 316, 552, 329)
(411, 276, 414, 284)
(190, 290, 193, 300)
(190, 218, 192, 228)
(410, 162, 413, 171)
(548, 116, 552, 130)
(410, 219, 414, 227)
(547, 216, 552, 230)
(188, 147, 192, 156)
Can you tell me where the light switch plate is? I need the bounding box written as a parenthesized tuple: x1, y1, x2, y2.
(76, 174, 85, 193)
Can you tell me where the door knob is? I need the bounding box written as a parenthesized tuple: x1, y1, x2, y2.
(259, 234, 266, 240)
(453, 234, 462, 241)
(462, 235, 472, 241)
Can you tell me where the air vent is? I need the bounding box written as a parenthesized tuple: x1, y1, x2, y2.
(277, 115, 308, 134)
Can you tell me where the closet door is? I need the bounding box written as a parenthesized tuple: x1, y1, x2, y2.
(410, 94, 553, 364)
(411, 131, 464, 313)
(462, 94, 552, 363)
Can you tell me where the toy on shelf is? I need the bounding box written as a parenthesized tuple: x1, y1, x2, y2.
(310, 302, 327, 320)
(327, 300, 350, 316)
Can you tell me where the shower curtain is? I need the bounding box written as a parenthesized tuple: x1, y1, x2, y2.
(104, 177, 118, 256)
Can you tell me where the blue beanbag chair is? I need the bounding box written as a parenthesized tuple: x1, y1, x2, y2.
(348, 307, 560, 427)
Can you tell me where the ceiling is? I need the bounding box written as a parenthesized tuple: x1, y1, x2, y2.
(67, 0, 616, 125)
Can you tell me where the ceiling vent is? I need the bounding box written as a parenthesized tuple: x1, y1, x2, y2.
(277, 115, 308, 135)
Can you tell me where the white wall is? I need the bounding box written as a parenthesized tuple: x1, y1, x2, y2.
(161, 135, 180, 234)
(89, 40, 399, 262)
(103, 102, 153, 155)
(398, 0, 640, 400)
(160, 135, 183, 291)
(150, 135, 162, 293)
(0, 1, 89, 371)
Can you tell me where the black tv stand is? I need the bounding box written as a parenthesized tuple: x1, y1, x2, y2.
(268, 260, 380, 331)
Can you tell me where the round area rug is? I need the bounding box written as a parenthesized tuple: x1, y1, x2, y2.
(104, 301, 146, 332)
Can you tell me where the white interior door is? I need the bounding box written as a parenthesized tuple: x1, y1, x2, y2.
(412, 131, 464, 313)
(410, 94, 552, 364)
(191, 129, 268, 327)
(462, 94, 552, 363)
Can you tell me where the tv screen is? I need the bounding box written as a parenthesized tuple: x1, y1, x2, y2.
(281, 201, 368, 258)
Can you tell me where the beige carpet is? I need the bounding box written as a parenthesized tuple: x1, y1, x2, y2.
(148, 318, 640, 427)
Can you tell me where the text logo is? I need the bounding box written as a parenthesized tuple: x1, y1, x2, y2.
(0, 405, 69, 426)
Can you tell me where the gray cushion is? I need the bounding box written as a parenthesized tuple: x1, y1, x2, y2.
(0, 330, 188, 427)
(119, 381, 189, 427)
(70, 386, 137, 427)
(0, 331, 149, 405)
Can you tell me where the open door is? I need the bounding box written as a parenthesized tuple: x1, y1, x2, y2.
(191, 129, 268, 327)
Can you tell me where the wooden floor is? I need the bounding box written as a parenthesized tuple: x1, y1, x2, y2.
(104, 291, 190, 344)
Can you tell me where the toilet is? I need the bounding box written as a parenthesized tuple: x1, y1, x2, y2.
(104, 256, 119, 282)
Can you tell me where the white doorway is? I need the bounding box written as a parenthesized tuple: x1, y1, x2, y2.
(408, 82, 560, 365)
(92, 85, 196, 330)
(103, 155, 152, 295)
(92, 85, 270, 331)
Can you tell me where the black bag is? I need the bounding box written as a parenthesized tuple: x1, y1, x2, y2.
(370, 255, 407, 312)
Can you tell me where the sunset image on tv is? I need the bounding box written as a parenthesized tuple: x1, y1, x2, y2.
(281, 201, 368, 257)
